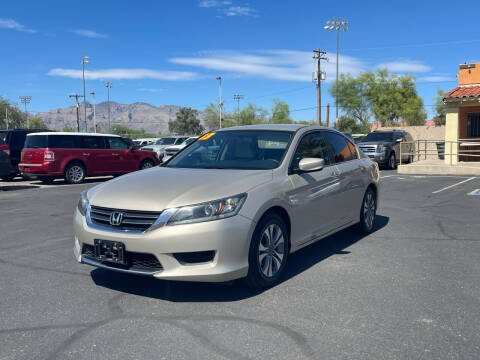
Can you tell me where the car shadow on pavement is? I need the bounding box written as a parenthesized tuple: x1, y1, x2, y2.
(91, 215, 389, 302)
(0, 185, 40, 191)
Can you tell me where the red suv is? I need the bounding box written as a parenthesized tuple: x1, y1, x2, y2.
(19, 132, 160, 184)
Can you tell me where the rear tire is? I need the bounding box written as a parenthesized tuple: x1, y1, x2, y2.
(64, 163, 85, 184)
(38, 176, 55, 184)
(243, 213, 289, 288)
(140, 159, 155, 170)
(355, 187, 377, 234)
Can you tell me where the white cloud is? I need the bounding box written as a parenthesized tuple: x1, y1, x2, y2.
(47, 68, 198, 81)
(198, 0, 257, 17)
(170, 50, 366, 82)
(71, 29, 108, 39)
(138, 87, 164, 92)
(0, 18, 36, 33)
(376, 60, 431, 73)
(416, 76, 457, 83)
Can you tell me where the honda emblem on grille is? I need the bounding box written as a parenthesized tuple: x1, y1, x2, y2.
(109, 211, 124, 226)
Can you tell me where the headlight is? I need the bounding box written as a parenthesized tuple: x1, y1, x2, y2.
(166, 193, 247, 226)
(376, 145, 386, 153)
(77, 190, 89, 216)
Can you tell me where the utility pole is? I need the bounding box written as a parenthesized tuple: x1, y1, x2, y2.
(233, 94, 244, 122)
(105, 82, 112, 131)
(90, 91, 96, 133)
(4, 107, 8, 130)
(69, 94, 84, 132)
(19, 96, 31, 128)
(326, 103, 330, 127)
(312, 49, 327, 126)
(81, 56, 89, 132)
(216, 76, 222, 128)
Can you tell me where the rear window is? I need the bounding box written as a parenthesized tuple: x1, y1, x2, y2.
(25, 135, 48, 149)
(49, 135, 77, 148)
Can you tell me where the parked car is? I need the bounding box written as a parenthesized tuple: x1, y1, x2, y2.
(357, 130, 414, 169)
(1, 129, 46, 181)
(19, 132, 160, 184)
(0, 138, 12, 178)
(163, 136, 199, 161)
(74, 124, 380, 288)
(132, 138, 157, 147)
(141, 136, 188, 160)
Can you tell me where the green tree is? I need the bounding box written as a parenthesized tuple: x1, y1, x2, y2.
(110, 124, 155, 138)
(330, 73, 370, 129)
(237, 103, 268, 126)
(270, 99, 293, 124)
(169, 107, 204, 135)
(28, 116, 48, 129)
(334, 115, 370, 133)
(433, 88, 446, 126)
(204, 103, 220, 130)
(0, 96, 26, 129)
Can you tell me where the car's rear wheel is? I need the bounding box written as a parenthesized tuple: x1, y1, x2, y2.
(356, 187, 377, 234)
(140, 159, 155, 170)
(38, 176, 55, 184)
(388, 152, 397, 170)
(244, 213, 289, 288)
(64, 163, 85, 184)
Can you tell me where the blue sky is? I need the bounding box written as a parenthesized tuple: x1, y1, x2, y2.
(1, 0, 479, 121)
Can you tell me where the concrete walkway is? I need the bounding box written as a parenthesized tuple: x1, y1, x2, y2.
(398, 159, 480, 175)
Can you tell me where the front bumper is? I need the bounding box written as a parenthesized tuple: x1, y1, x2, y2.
(73, 208, 253, 282)
(364, 152, 388, 165)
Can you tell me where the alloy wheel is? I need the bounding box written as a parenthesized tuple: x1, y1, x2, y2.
(68, 166, 84, 183)
(363, 191, 376, 229)
(258, 224, 285, 278)
(141, 161, 153, 170)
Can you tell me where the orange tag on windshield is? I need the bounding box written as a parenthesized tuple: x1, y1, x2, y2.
(198, 132, 215, 141)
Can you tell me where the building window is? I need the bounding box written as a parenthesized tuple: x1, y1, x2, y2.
(467, 113, 480, 138)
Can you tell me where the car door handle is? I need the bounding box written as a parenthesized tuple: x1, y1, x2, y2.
(82, 153, 90, 156)
(112, 153, 119, 156)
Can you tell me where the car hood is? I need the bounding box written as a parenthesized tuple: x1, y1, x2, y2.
(87, 167, 273, 211)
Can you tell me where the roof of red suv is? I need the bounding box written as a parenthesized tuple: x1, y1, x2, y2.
(27, 132, 120, 137)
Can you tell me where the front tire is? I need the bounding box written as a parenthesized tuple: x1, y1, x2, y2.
(64, 163, 86, 184)
(244, 213, 289, 288)
(356, 187, 377, 234)
(388, 152, 397, 170)
(140, 159, 155, 170)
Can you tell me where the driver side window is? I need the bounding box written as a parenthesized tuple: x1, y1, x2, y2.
(291, 132, 331, 170)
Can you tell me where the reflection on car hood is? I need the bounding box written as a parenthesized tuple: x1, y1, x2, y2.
(87, 167, 273, 211)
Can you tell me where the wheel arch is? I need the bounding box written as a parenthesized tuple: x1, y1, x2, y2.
(255, 205, 292, 251)
(63, 158, 87, 175)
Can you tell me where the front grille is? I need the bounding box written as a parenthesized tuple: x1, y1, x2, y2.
(82, 244, 163, 272)
(359, 145, 377, 153)
(89, 205, 162, 232)
(165, 149, 179, 156)
(142, 147, 153, 151)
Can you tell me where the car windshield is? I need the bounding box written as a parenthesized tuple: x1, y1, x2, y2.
(155, 138, 177, 145)
(184, 137, 197, 145)
(362, 132, 394, 142)
(166, 130, 293, 170)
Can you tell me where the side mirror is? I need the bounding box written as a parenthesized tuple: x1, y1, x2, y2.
(298, 158, 325, 172)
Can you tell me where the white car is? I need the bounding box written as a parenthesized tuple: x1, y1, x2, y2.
(163, 136, 198, 161)
(140, 136, 187, 160)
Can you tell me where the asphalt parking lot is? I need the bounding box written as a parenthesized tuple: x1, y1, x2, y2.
(1, 171, 479, 360)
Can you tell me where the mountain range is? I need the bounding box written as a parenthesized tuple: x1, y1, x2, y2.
(37, 102, 204, 135)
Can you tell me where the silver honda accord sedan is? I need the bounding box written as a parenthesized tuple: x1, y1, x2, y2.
(73, 124, 380, 288)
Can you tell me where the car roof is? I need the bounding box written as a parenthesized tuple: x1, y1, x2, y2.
(215, 124, 317, 132)
(27, 132, 120, 137)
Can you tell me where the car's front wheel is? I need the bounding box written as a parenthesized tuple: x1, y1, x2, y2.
(244, 213, 289, 288)
(388, 152, 397, 170)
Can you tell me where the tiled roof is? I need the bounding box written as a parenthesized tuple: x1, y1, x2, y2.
(444, 85, 480, 100)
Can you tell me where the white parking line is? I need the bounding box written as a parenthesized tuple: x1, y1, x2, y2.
(432, 177, 476, 194)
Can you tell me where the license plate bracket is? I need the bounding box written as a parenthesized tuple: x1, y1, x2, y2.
(94, 239, 126, 265)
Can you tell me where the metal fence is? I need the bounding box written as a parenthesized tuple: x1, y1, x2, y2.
(399, 139, 480, 165)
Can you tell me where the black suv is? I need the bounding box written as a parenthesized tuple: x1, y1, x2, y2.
(358, 130, 414, 169)
(1, 129, 47, 181)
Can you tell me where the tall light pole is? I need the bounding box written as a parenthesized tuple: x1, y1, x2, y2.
(81, 56, 89, 132)
(105, 81, 112, 131)
(19, 96, 31, 128)
(216, 76, 222, 128)
(233, 94, 244, 122)
(90, 91, 96, 133)
(324, 19, 348, 122)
